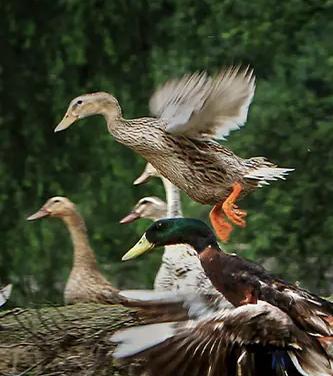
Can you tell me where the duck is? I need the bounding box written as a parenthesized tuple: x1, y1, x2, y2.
(120, 163, 218, 295)
(0, 284, 12, 307)
(27, 197, 120, 305)
(114, 218, 333, 375)
(54, 66, 293, 242)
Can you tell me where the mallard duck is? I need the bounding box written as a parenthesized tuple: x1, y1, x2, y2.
(120, 163, 218, 295)
(0, 284, 12, 307)
(27, 197, 120, 305)
(54, 66, 293, 241)
(116, 218, 333, 375)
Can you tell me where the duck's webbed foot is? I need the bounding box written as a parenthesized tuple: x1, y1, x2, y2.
(209, 183, 247, 242)
(209, 203, 233, 242)
(222, 182, 247, 227)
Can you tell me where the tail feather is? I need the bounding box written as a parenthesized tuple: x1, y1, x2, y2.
(245, 167, 294, 186)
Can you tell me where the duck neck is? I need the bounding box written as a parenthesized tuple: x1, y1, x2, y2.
(198, 243, 228, 290)
(102, 101, 123, 125)
(105, 113, 157, 154)
(62, 212, 97, 269)
(162, 177, 183, 218)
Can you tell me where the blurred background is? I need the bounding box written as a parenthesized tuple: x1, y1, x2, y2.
(1, 0, 333, 306)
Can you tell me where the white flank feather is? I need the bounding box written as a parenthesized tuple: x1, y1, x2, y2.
(244, 167, 294, 186)
(111, 322, 176, 359)
(0, 284, 12, 307)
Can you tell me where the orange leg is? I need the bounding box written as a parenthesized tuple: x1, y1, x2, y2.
(222, 183, 247, 227)
(209, 203, 233, 242)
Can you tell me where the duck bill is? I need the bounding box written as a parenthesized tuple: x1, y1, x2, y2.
(122, 234, 155, 261)
(119, 212, 141, 224)
(133, 171, 151, 185)
(26, 208, 50, 221)
(54, 113, 77, 132)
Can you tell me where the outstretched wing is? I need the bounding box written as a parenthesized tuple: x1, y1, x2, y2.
(119, 289, 232, 321)
(260, 280, 333, 337)
(149, 66, 255, 140)
(112, 300, 331, 376)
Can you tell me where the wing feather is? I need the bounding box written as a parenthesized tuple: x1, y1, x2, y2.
(149, 66, 255, 140)
(112, 297, 332, 375)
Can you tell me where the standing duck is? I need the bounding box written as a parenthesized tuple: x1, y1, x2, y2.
(120, 163, 218, 295)
(115, 218, 333, 375)
(54, 66, 293, 241)
(27, 197, 120, 305)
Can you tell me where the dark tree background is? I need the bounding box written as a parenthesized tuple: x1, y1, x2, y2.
(0, 0, 332, 306)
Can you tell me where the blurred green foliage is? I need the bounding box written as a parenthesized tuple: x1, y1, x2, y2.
(1, 0, 333, 306)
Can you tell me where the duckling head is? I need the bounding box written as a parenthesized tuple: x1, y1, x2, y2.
(54, 92, 121, 132)
(27, 196, 76, 220)
(120, 197, 167, 224)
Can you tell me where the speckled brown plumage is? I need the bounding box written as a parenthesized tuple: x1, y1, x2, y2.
(54, 66, 293, 240)
(27, 197, 120, 305)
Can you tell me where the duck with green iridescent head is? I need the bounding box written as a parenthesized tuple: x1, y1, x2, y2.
(112, 218, 333, 376)
(54, 67, 293, 242)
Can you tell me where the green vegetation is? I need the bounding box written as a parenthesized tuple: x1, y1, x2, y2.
(1, 0, 333, 306)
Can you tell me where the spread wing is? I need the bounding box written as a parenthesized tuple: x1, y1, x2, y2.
(260, 280, 333, 337)
(149, 66, 255, 140)
(228, 254, 333, 336)
(112, 299, 331, 376)
(119, 289, 232, 322)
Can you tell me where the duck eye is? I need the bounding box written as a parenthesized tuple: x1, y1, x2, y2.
(76, 100, 83, 105)
(53, 199, 60, 203)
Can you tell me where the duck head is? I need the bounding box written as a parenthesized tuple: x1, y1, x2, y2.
(27, 196, 76, 220)
(120, 197, 167, 224)
(122, 218, 218, 260)
(54, 92, 121, 132)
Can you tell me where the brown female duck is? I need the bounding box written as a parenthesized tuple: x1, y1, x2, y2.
(115, 218, 333, 375)
(27, 197, 120, 305)
(54, 66, 293, 241)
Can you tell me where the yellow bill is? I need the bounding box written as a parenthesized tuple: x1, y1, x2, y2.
(122, 234, 155, 261)
(54, 113, 77, 132)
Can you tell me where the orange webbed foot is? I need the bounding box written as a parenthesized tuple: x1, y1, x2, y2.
(209, 203, 233, 242)
(222, 183, 247, 228)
